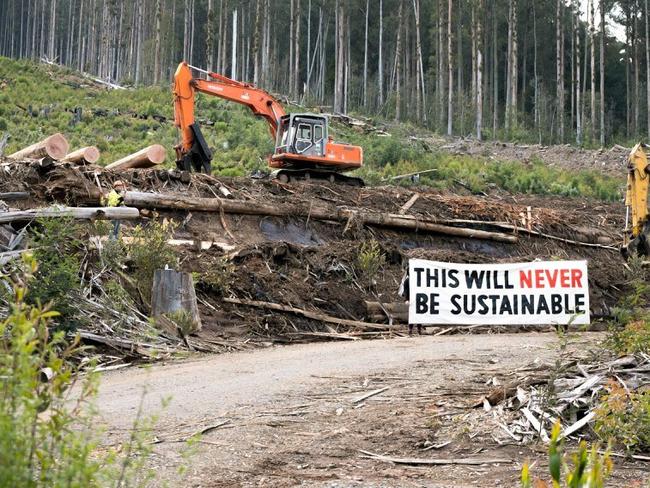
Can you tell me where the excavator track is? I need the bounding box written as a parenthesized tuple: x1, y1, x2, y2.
(271, 169, 365, 187)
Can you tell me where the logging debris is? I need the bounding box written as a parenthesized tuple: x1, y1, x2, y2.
(0, 163, 628, 354)
(484, 353, 650, 444)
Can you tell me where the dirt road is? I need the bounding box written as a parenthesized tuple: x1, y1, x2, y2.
(94, 332, 648, 487)
(97, 333, 559, 429)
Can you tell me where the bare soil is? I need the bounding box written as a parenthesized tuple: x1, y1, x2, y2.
(95, 332, 648, 487)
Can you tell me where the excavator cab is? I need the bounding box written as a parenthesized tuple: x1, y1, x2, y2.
(275, 114, 327, 158)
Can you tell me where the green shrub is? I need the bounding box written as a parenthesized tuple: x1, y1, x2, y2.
(595, 380, 650, 453)
(521, 422, 613, 488)
(356, 239, 386, 288)
(606, 257, 650, 355)
(198, 257, 235, 296)
(128, 220, 178, 305)
(0, 254, 156, 487)
(28, 217, 83, 330)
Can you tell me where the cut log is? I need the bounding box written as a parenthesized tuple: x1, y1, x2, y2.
(106, 145, 167, 171)
(123, 191, 518, 243)
(8, 133, 69, 160)
(365, 301, 409, 315)
(151, 269, 202, 334)
(0, 206, 140, 224)
(63, 146, 100, 164)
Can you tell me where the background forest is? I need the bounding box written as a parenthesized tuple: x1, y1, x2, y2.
(0, 0, 648, 146)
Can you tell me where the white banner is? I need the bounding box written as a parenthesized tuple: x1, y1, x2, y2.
(408, 259, 590, 325)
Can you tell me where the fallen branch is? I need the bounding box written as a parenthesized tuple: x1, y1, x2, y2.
(352, 387, 390, 404)
(123, 191, 517, 243)
(0, 206, 140, 224)
(359, 450, 512, 466)
(223, 297, 402, 331)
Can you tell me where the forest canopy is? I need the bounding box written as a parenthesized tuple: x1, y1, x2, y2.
(0, 0, 647, 146)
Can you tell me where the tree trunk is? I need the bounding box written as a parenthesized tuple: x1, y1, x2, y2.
(289, 0, 295, 93)
(447, 0, 453, 136)
(122, 191, 518, 243)
(646, 0, 650, 139)
(378, 0, 384, 106)
(413, 0, 426, 121)
(533, 4, 540, 141)
(252, 0, 261, 84)
(492, 9, 498, 136)
(476, 0, 484, 140)
(63, 146, 100, 164)
(231, 8, 238, 79)
(334, 0, 345, 113)
(590, 0, 596, 142)
(154, 0, 161, 84)
(363, 0, 369, 108)
(576, 10, 582, 145)
(0, 207, 140, 225)
(505, 0, 513, 133)
(48, 0, 56, 60)
(600, 0, 605, 146)
(556, 0, 564, 142)
(394, 0, 404, 121)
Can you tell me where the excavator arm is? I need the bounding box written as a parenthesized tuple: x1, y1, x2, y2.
(623, 143, 650, 256)
(173, 61, 286, 172)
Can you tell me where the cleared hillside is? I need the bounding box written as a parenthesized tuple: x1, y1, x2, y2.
(0, 58, 624, 200)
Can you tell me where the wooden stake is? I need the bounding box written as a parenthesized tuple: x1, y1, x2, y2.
(8, 133, 69, 160)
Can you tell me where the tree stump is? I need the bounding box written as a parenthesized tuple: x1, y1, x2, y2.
(151, 269, 202, 334)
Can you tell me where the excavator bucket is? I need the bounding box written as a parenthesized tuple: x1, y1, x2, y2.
(622, 143, 650, 258)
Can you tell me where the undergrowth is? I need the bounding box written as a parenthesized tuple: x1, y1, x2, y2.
(356, 239, 386, 289)
(595, 257, 650, 453)
(128, 220, 178, 305)
(27, 217, 84, 330)
(521, 422, 612, 488)
(0, 254, 159, 487)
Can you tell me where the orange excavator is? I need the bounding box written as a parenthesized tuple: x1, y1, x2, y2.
(173, 62, 364, 185)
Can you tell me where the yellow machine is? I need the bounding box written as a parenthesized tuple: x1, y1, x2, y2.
(623, 143, 650, 256)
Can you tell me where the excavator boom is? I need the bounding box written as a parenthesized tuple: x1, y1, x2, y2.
(623, 143, 650, 256)
(173, 61, 363, 182)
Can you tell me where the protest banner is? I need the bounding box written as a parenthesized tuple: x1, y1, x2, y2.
(408, 259, 590, 325)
